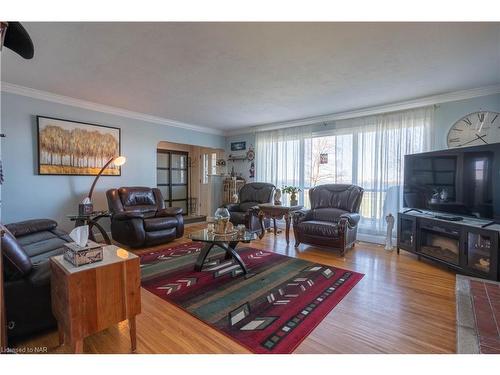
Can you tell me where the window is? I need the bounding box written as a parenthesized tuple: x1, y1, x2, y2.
(202, 153, 209, 184)
(256, 107, 434, 241)
(211, 153, 217, 176)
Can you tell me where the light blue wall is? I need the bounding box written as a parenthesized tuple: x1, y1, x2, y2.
(1, 92, 225, 231)
(2, 92, 499, 231)
(225, 133, 256, 181)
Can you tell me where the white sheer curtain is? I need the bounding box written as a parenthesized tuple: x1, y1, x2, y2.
(256, 125, 312, 205)
(255, 106, 434, 243)
(335, 106, 434, 242)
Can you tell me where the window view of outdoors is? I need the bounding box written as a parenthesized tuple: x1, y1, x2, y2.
(300, 126, 424, 237)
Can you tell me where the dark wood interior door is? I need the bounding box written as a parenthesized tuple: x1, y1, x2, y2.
(157, 150, 189, 214)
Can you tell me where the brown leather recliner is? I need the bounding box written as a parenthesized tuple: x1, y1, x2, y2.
(293, 184, 364, 256)
(225, 182, 276, 233)
(106, 187, 184, 248)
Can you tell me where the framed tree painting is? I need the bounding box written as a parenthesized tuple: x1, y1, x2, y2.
(37, 116, 121, 176)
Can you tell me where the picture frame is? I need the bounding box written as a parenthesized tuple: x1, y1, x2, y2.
(230, 141, 246, 151)
(37, 116, 121, 176)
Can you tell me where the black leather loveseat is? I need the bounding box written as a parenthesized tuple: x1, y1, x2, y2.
(1, 219, 71, 338)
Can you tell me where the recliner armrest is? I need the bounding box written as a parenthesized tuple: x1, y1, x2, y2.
(112, 212, 144, 221)
(293, 209, 311, 224)
(339, 213, 361, 226)
(157, 207, 183, 216)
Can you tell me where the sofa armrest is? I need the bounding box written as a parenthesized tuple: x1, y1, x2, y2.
(157, 207, 183, 217)
(224, 203, 240, 212)
(339, 213, 361, 227)
(293, 209, 310, 225)
(5, 219, 58, 237)
(112, 212, 145, 221)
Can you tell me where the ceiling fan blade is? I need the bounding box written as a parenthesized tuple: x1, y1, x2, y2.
(3, 22, 34, 59)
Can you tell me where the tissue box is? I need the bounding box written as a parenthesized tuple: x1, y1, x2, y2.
(63, 240, 103, 267)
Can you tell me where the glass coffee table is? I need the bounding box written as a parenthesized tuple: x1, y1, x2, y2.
(188, 229, 257, 275)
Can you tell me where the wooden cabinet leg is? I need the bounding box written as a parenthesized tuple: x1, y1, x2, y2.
(258, 211, 266, 239)
(129, 317, 137, 353)
(58, 323, 65, 346)
(72, 339, 83, 354)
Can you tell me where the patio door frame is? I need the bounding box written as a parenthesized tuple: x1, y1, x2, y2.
(156, 149, 189, 214)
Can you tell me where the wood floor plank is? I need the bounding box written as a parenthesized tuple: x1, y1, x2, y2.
(11, 223, 456, 353)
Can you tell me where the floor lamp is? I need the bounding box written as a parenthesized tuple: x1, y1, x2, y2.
(80, 156, 126, 214)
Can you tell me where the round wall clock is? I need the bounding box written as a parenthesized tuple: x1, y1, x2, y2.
(447, 111, 500, 148)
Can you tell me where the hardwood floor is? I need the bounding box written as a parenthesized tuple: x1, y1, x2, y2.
(12, 223, 457, 354)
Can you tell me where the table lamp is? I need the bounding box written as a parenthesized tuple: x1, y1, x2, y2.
(79, 156, 126, 215)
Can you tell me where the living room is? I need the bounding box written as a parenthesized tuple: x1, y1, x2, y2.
(1, 1, 500, 373)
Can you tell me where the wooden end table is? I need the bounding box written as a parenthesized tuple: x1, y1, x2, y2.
(50, 245, 141, 353)
(258, 204, 303, 244)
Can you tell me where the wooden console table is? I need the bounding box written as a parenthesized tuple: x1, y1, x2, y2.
(50, 245, 141, 353)
(258, 203, 303, 244)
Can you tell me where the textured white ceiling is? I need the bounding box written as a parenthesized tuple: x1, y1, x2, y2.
(2, 22, 500, 131)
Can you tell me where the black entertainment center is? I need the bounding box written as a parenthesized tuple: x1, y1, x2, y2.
(397, 143, 500, 281)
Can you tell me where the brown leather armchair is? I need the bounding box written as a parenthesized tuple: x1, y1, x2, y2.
(225, 182, 276, 233)
(293, 184, 364, 256)
(106, 187, 184, 248)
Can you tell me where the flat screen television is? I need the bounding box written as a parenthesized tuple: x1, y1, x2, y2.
(403, 143, 500, 221)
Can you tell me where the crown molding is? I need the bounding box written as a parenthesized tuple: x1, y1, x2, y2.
(226, 84, 500, 136)
(0, 82, 225, 136)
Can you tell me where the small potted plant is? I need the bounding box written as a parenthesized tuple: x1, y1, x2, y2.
(282, 185, 302, 206)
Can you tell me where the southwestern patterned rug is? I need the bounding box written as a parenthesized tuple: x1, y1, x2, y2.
(140, 242, 364, 354)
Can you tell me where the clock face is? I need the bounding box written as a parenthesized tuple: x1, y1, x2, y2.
(447, 111, 500, 148)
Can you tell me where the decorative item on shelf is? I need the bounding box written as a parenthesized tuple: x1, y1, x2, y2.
(385, 213, 395, 251)
(237, 224, 246, 236)
(207, 223, 214, 233)
(282, 185, 302, 206)
(274, 188, 282, 205)
(231, 193, 239, 204)
(216, 159, 227, 175)
(214, 207, 232, 234)
(246, 145, 255, 161)
(63, 225, 103, 267)
(249, 161, 255, 179)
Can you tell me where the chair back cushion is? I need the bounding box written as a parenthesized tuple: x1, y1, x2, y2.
(1, 225, 33, 280)
(238, 183, 275, 211)
(309, 184, 364, 213)
(107, 187, 164, 214)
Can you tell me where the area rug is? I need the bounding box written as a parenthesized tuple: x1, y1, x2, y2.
(140, 242, 364, 354)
